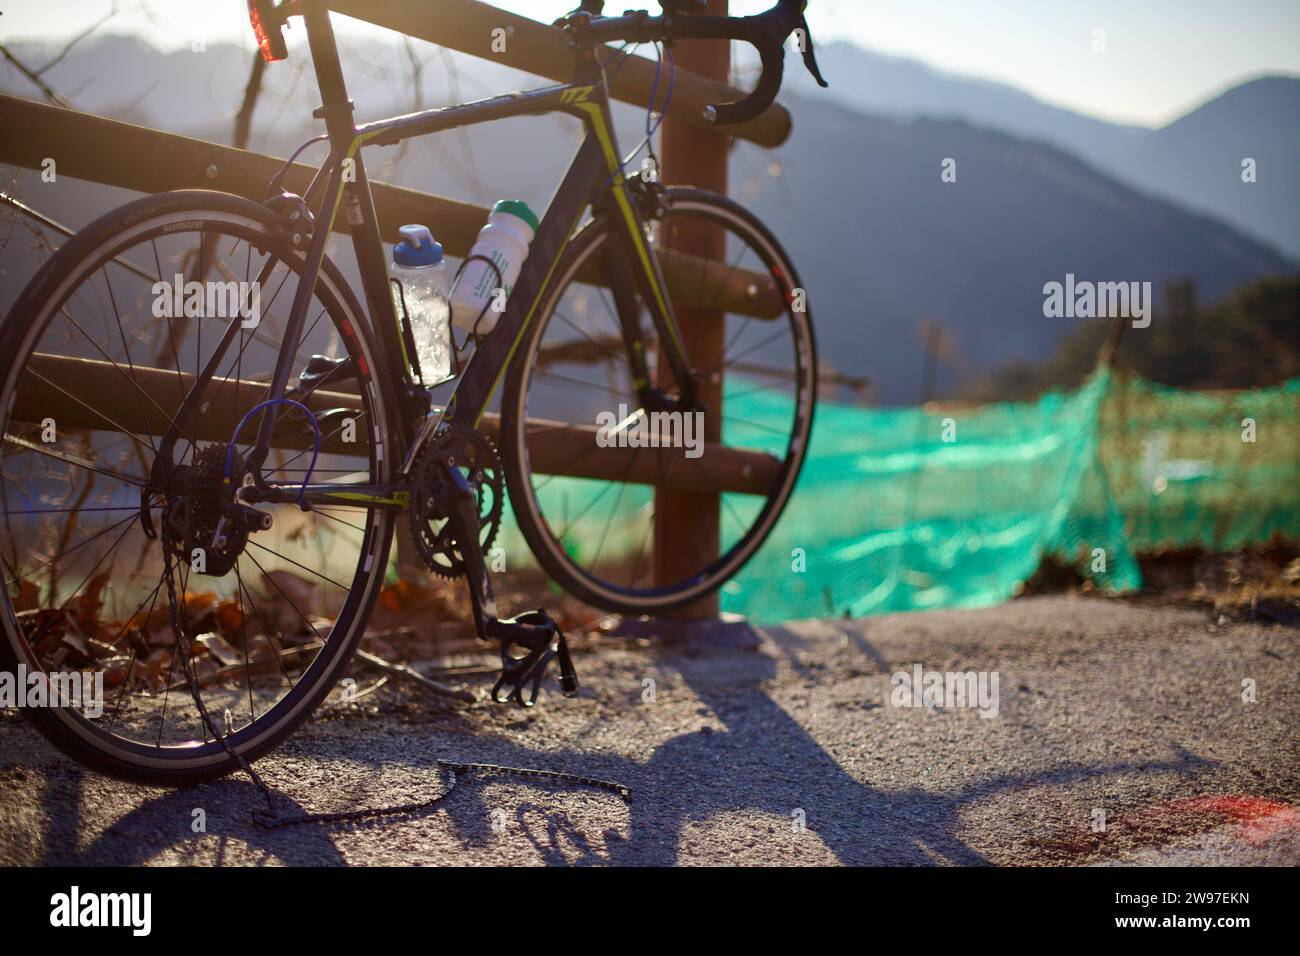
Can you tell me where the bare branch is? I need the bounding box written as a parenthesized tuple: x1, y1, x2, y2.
(0, 2, 120, 109)
(0, 45, 73, 108)
(233, 54, 267, 149)
(35, 2, 119, 77)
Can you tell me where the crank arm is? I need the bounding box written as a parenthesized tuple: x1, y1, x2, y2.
(439, 458, 580, 706)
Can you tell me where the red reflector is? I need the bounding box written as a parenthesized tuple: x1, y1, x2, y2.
(248, 2, 288, 62)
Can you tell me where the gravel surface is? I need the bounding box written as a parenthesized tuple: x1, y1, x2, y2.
(1, 595, 1296, 866)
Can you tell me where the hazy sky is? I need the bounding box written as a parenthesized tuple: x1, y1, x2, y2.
(2, 1, 1297, 125)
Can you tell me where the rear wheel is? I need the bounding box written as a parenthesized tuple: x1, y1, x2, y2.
(0, 190, 396, 785)
(501, 188, 816, 614)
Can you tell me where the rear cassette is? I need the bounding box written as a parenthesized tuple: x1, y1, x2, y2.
(162, 443, 249, 577)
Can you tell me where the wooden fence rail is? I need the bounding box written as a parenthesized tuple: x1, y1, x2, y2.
(0, 97, 783, 320)
(12, 353, 780, 496)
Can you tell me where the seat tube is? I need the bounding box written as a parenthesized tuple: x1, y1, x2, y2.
(302, 0, 413, 447)
(302, 0, 356, 146)
(249, 0, 361, 471)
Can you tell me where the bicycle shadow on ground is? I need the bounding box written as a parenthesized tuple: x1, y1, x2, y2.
(28, 764, 353, 866)
(593, 622, 1218, 865)
(17, 622, 1220, 866)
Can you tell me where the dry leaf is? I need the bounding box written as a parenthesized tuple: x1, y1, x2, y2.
(13, 579, 39, 613)
(76, 571, 112, 634)
(196, 632, 242, 667)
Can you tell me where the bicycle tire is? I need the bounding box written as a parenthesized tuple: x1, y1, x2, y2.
(500, 187, 817, 614)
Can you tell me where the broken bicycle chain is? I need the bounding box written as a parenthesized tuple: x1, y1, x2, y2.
(159, 514, 629, 830)
(255, 762, 630, 829)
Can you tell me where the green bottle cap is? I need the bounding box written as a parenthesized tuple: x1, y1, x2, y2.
(492, 199, 540, 233)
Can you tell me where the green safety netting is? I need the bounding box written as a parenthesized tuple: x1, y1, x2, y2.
(496, 370, 1300, 624)
(723, 370, 1300, 622)
(720, 369, 1128, 620)
(1087, 373, 1300, 555)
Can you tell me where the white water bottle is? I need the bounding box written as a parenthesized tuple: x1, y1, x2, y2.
(450, 199, 538, 334)
(391, 224, 452, 385)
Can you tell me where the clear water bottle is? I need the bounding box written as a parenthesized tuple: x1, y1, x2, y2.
(391, 224, 452, 385)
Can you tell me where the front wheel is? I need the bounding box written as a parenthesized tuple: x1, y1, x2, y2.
(501, 188, 817, 614)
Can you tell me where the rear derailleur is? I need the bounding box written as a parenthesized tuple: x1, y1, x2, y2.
(408, 425, 580, 707)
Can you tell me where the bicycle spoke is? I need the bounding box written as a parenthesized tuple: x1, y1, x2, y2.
(53, 516, 140, 616)
(532, 367, 629, 399)
(310, 506, 369, 536)
(270, 408, 370, 478)
(151, 238, 190, 406)
(710, 325, 790, 377)
(102, 267, 159, 456)
(235, 558, 298, 695)
(3, 432, 147, 488)
(55, 306, 198, 447)
(242, 549, 326, 672)
(104, 574, 165, 727)
(246, 539, 351, 593)
(15, 512, 141, 585)
(5, 505, 142, 516)
(21, 368, 158, 455)
(235, 562, 257, 725)
(553, 309, 631, 369)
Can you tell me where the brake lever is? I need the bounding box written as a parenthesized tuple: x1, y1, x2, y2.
(797, 13, 828, 88)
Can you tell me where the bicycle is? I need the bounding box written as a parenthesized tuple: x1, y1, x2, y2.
(0, 0, 827, 784)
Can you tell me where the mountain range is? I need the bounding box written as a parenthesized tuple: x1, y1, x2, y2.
(791, 42, 1300, 261)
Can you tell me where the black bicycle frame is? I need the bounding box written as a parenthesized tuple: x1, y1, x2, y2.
(204, 0, 696, 514)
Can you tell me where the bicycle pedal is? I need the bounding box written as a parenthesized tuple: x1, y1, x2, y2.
(487, 610, 580, 707)
(556, 641, 580, 698)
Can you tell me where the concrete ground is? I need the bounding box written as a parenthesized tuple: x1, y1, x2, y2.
(1, 595, 1296, 866)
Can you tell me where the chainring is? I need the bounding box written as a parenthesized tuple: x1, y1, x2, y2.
(408, 424, 504, 578)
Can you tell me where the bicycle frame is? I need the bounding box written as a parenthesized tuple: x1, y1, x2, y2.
(178, 0, 697, 515)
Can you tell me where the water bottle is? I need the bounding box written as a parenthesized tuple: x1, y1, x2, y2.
(450, 199, 539, 334)
(391, 224, 452, 385)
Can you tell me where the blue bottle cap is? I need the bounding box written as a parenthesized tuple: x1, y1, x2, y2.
(394, 224, 443, 266)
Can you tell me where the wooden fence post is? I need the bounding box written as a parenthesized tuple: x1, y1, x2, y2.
(654, 0, 729, 619)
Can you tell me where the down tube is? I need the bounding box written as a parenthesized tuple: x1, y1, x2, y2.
(444, 134, 610, 427)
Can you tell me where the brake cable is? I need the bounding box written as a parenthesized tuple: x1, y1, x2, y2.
(604, 39, 676, 188)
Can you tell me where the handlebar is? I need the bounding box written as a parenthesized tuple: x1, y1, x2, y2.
(249, 1, 827, 128)
(566, 0, 828, 126)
